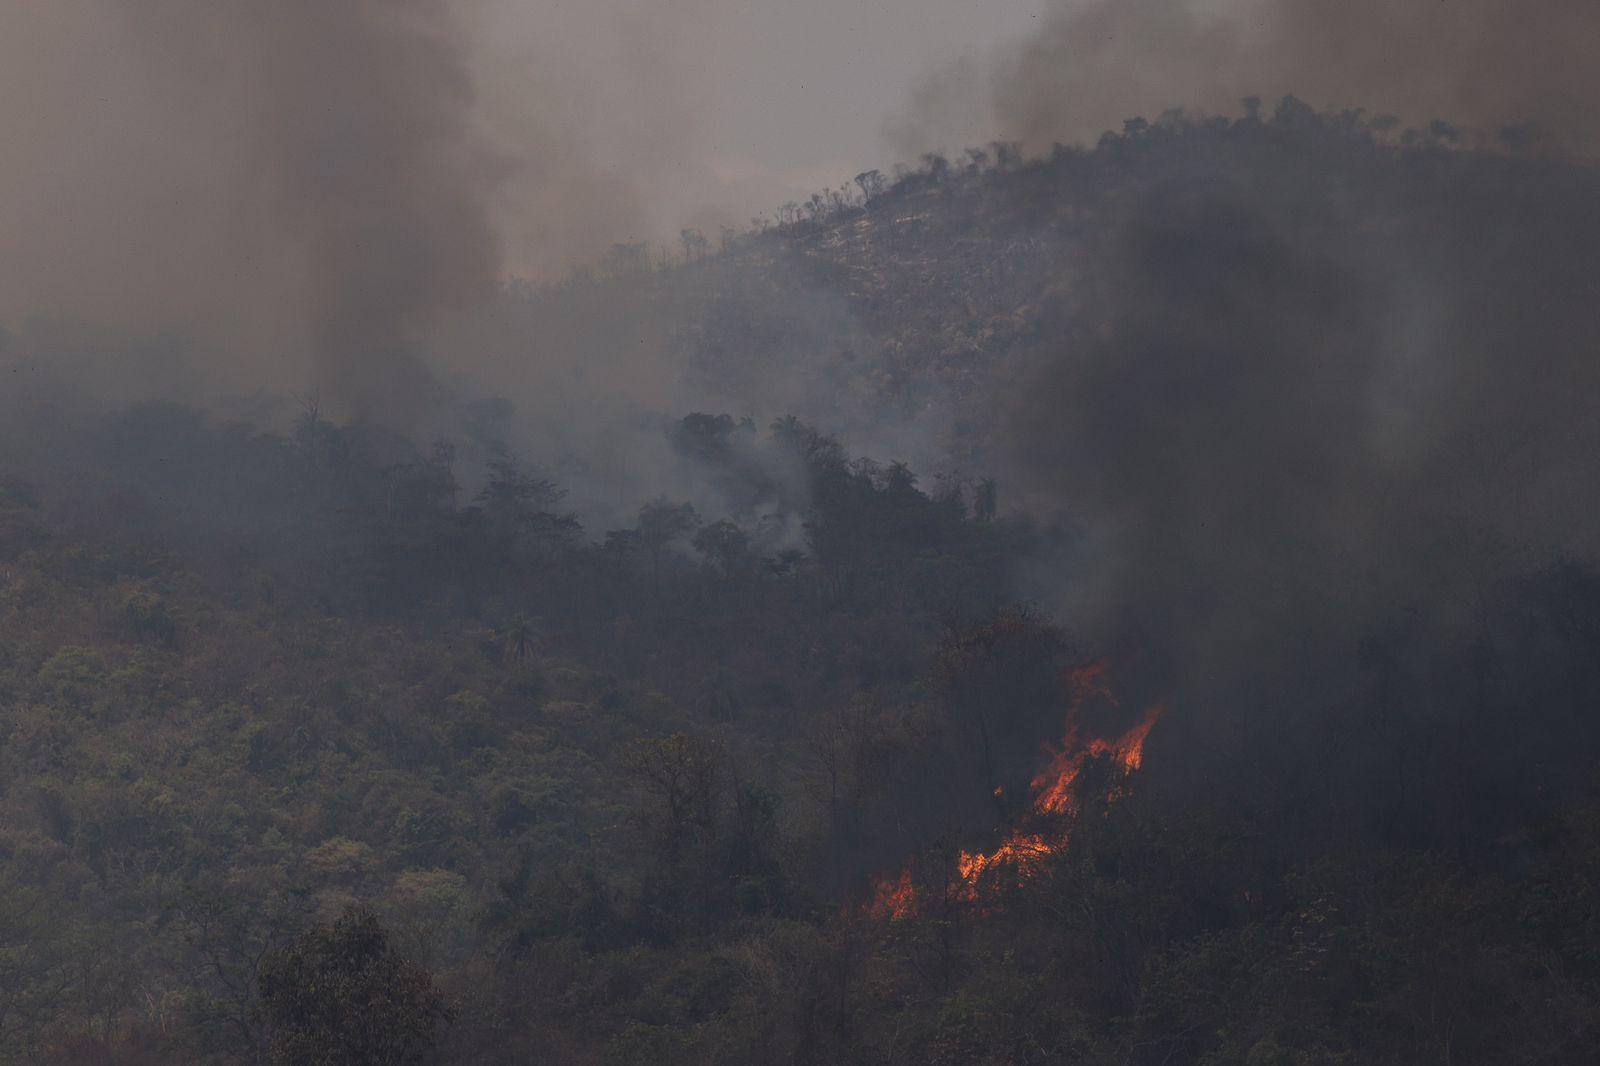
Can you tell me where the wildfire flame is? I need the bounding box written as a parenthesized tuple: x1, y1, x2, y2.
(867, 660, 1165, 919)
(868, 868, 918, 921)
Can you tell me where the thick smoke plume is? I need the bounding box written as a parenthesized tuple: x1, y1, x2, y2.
(0, 1, 501, 422)
(194, 0, 504, 423)
(0, 1, 818, 425)
(1006, 123, 1600, 788)
(883, 0, 1600, 750)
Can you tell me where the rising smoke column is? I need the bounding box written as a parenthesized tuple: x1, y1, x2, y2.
(245, 0, 502, 423)
(160, 0, 503, 424)
(0, 1, 503, 424)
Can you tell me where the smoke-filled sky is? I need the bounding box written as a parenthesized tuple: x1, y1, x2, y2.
(0, 0, 1045, 413)
(0, 1, 1044, 314)
(2, 0, 1595, 419)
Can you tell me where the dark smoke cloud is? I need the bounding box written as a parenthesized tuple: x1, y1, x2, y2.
(893, 0, 1600, 156)
(1007, 129, 1600, 712)
(875, 0, 1600, 725)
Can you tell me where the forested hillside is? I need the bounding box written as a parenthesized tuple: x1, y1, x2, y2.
(4, 99, 1600, 1063)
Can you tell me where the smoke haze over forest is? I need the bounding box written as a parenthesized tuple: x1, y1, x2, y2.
(2, 3, 1600, 1062)
(4, 0, 1600, 709)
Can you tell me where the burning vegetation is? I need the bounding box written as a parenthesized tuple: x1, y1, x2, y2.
(3, 31, 1600, 1054)
(870, 660, 1166, 918)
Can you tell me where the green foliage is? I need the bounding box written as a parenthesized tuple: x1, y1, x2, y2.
(258, 906, 451, 1065)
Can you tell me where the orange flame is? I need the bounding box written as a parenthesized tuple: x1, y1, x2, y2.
(867, 868, 919, 920)
(866, 660, 1165, 918)
(1031, 700, 1163, 816)
(956, 833, 1051, 884)
(957, 700, 1164, 893)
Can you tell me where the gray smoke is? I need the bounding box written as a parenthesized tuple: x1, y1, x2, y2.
(893, 0, 1600, 156)
(0, 1, 503, 423)
(203, 0, 502, 423)
(872, 0, 1600, 705)
(1006, 126, 1600, 709)
(127, 0, 510, 425)
(0, 1, 801, 426)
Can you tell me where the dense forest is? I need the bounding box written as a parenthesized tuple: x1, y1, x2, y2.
(4, 99, 1600, 1064)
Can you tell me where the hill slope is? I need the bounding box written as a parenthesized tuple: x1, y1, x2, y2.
(4, 99, 1600, 1063)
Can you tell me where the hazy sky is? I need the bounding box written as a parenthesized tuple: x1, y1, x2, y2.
(470, 0, 1050, 272)
(0, 1, 1045, 320)
(0, 0, 1045, 401)
(4, 0, 1593, 409)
